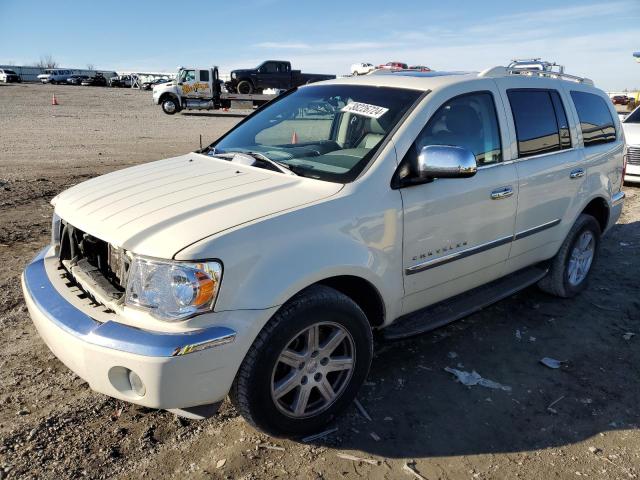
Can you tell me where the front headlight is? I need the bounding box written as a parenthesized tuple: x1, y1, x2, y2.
(231, 72, 236, 79)
(125, 256, 222, 321)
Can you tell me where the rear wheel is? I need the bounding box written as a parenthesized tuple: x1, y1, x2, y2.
(538, 214, 601, 298)
(230, 285, 373, 437)
(236, 80, 254, 94)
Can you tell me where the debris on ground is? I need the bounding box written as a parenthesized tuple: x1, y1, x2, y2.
(589, 446, 602, 454)
(302, 427, 338, 443)
(336, 453, 380, 465)
(258, 443, 285, 452)
(216, 459, 226, 469)
(444, 367, 512, 391)
(540, 357, 563, 369)
(353, 399, 372, 421)
(403, 461, 428, 480)
(547, 395, 566, 414)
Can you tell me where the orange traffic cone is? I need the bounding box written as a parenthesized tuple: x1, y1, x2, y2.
(291, 131, 298, 144)
(51, 94, 59, 106)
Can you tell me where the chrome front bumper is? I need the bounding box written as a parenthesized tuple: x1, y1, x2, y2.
(23, 247, 236, 357)
(22, 247, 240, 410)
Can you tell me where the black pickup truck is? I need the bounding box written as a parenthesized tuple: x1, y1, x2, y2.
(225, 60, 335, 94)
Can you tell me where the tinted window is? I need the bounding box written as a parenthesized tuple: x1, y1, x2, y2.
(624, 107, 640, 124)
(570, 91, 616, 146)
(415, 92, 502, 165)
(200, 70, 209, 82)
(263, 62, 277, 73)
(508, 90, 560, 157)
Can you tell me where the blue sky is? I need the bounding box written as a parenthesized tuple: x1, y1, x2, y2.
(1, 0, 639, 90)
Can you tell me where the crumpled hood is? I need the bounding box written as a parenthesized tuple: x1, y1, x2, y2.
(622, 123, 640, 145)
(53, 153, 342, 258)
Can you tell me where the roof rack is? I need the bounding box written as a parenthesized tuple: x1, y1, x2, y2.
(479, 58, 594, 85)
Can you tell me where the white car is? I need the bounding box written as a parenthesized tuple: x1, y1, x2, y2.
(23, 59, 625, 437)
(0, 68, 21, 83)
(350, 62, 375, 76)
(622, 106, 640, 183)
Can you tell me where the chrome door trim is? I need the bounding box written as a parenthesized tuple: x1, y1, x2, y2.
(513, 218, 561, 240)
(405, 218, 562, 275)
(569, 168, 585, 179)
(405, 235, 512, 275)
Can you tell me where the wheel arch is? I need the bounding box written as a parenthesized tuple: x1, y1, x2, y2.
(159, 91, 181, 107)
(580, 196, 609, 233)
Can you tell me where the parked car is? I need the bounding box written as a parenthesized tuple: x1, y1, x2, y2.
(225, 60, 335, 94)
(410, 65, 431, 72)
(23, 59, 625, 437)
(622, 105, 640, 183)
(38, 69, 74, 84)
(141, 78, 169, 90)
(0, 69, 21, 83)
(612, 95, 630, 105)
(109, 75, 133, 88)
(66, 75, 90, 85)
(350, 63, 375, 76)
(81, 74, 107, 87)
(377, 61, 408, 70)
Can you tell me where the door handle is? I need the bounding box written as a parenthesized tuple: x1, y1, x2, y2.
(570, 168, 585, 179)
(491, 186, 514, 200)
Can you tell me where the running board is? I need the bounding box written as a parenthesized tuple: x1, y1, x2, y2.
(383, 266, 548, 341)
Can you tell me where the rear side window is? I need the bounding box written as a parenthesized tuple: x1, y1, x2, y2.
(507, 89, 570, 158)
(200, 70, 209, 82)
(570, 91, 616, 146)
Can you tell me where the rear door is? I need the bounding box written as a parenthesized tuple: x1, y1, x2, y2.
(496, 80, 585, 272)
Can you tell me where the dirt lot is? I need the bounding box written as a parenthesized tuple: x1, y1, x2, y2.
(0, 83, 639, 480)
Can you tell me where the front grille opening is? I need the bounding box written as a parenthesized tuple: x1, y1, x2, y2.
(58, 221, 129, 307)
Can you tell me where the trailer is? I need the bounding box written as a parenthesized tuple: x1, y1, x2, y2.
(153, 66, 278, 114)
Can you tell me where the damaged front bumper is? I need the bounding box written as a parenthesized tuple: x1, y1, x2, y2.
(22, 246, 238, 417)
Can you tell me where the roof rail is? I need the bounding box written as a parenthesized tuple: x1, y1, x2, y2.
(479, 58, 594, 85)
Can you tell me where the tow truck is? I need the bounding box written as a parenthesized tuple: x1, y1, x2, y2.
(153, 66, 277, 115)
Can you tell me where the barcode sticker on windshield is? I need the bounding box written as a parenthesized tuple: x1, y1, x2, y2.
(341, 102, 389, 119)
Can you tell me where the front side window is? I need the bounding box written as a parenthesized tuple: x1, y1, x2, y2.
(180, 69, 195, 82)
(262, 62, 277, 73)
(415, 92, 502, 166)
(210, 84, 422, 183)
(570, 91, 616, 146)
(508, 89, 562, 158)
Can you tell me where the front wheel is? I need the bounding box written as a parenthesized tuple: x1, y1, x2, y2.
(230, 285, 373, 437)
(538, 214, 601, 298)
(161, 96, 179, 115)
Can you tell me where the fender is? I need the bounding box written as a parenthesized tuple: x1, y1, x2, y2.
(175, 190, 405, 324)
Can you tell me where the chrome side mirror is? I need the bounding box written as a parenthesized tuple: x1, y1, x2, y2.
(415, 145, 477, 179)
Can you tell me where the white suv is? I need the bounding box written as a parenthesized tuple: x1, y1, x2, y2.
(621, 106, 640, 183)
(351, 62, 375, 76)
(22, 60, 625, 436)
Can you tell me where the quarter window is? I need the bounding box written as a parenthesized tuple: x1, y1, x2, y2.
(507, 89, 569, 158)
(570, 91, 616, 146)
(415, 92, 502, 166)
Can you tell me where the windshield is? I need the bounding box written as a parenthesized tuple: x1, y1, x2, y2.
(624, 106, 640, 124)
(210, 84, 422, 182)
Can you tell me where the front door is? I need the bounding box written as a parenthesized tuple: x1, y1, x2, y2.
(400, 90, 518, 313)
(178, 69, 199, 99)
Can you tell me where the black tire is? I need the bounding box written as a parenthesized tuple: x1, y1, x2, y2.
(230, 285, 373, 437)
(236, 80, 254, 94)
(538, 214, 601, 298)
(160, 96, 180, 115)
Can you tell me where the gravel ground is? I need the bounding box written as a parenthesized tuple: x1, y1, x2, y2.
(0, 83, 639, 480)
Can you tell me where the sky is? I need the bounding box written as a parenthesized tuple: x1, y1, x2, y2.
(1, 0, 639, 90)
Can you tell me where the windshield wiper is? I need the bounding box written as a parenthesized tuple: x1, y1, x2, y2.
(214, 150, 298, 176)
